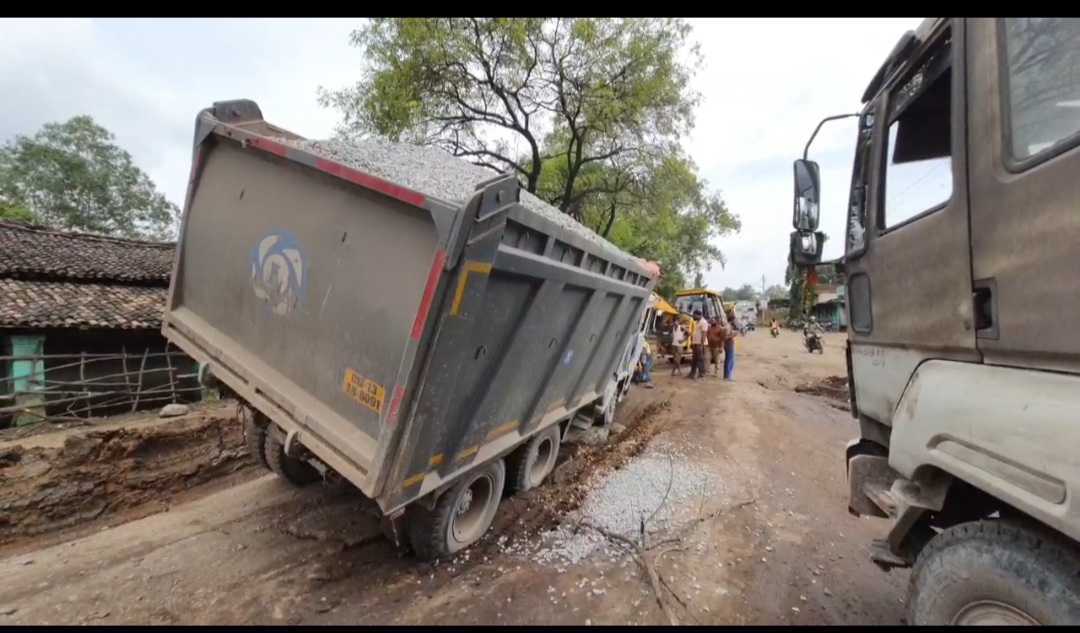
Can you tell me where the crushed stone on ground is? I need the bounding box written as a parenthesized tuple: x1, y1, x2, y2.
(280, 137, 623, 253)
(494, 443, 720, 566)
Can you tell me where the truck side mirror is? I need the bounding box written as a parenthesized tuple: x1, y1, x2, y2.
(790, 230, 825, 267)
(792, 159, 821, 232)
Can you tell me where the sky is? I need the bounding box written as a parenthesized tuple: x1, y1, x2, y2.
(0, 17, 923, 292)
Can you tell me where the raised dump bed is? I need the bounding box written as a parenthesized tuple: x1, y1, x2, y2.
(163, 100, 658, 558)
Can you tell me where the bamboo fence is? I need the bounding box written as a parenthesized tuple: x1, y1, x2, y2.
(0, 346, 201, 427)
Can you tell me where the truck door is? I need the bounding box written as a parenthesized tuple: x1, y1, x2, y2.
(967, 18, 1080, 373)
(842, 19, 980, 426)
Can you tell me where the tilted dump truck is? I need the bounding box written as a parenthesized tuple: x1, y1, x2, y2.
(163, 100, 658, 560)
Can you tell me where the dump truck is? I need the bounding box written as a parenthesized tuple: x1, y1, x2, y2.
(163, 100, 658, 560)
(789, 17, 1080, 625)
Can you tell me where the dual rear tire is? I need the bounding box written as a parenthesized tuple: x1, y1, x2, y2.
(402, 424, 564, 560)
(245, 411, 320, 486)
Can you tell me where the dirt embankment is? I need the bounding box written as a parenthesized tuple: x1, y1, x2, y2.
(0, 413, 251, 545)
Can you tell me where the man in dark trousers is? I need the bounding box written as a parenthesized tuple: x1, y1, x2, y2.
(707, 315, 725, 377)
(723, 308, 738, 381)
(687, 309, 708, 380)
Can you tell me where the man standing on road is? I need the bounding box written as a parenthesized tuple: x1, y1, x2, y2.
(687, 310, 708, 380)
(707, 316, 724, 377)
(698, 312, 711, 378)
(670, 320, 685, 376)
(723, 308, 738, 382)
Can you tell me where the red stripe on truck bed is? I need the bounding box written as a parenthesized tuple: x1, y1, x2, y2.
(387, 386, 405, 423)
(244, 137, 288, 156)
(411, 250, 447, 341)
(314, 159, 426, 207)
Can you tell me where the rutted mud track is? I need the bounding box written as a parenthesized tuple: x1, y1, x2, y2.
(0, 414, 252, 546)
(481, 397, 671, 556)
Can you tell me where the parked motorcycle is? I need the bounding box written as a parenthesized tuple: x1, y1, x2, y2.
(804, 331, 824, 354)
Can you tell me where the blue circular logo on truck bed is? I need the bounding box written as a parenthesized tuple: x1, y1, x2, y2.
(250, 230, 307, 315)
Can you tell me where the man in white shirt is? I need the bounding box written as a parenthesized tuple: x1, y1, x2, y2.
(697, 312, 711, 377)
(688, 310, 709, 379)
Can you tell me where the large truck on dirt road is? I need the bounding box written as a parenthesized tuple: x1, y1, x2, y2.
(789, 18, 1080, 625)
(162, 100, 658, 561)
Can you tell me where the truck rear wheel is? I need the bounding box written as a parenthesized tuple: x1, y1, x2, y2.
(908, 519, 1080, 625)
(263, 430, 321, 487)
(408, 459, 505, 561)
(506, 424, 561, 493)
(243, 408, 269, 469)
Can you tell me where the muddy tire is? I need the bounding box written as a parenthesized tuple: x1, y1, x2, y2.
(506, 424, 561, 493)
(244, 409, 269, 469)
(263, 430, 321, 487)
(408, 459, 505, 561)
(908, 519, 1080, 625)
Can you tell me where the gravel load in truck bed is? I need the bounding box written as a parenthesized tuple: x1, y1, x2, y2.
(282, 138, 624, 254)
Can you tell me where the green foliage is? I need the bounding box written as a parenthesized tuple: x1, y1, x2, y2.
(764, 284, 788, 300)
(0, 116, 179, 240)
(0, 201, 40, 224)
(319, 18, 740, 285)
(786, 232, 843, 317)
(722, 284, 758, 301)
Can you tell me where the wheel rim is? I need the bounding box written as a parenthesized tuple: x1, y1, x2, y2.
(528, 437, 556, 488)
(451, 473, 495, 544)
(952, 601, 1039, 625)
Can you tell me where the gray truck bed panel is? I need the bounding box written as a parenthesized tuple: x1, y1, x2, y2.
(164, 100, 656, 510)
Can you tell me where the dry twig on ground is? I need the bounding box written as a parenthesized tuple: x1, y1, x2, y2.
(576, 520, 680, 626)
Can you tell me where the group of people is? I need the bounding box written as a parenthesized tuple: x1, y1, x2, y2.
(633, 308, 740, 389)
(669, 309, 737, 381)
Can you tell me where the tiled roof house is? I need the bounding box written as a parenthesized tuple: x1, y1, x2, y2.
(0, 222, 175, 330)
(1, 222, 197, 426)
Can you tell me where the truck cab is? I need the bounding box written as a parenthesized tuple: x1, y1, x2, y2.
(789, 18, 1080, 625)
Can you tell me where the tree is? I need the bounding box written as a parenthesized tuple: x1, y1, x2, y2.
(764, 284, 788, 300)
(722, 284, 758, 302)
(319, 18, 740, 285)
(786, 232, 844, 317)
(0, 201, 40, 224)
(0, 116, 179, 240)
(692, 271, 705, 288)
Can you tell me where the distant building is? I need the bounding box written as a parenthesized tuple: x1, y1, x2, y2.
(0, 222, 197, 426)
(811, 284, 847, 329)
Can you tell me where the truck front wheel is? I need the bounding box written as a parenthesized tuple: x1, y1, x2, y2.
(408, 459, 505, 561)
(908, 519, 1080, 625)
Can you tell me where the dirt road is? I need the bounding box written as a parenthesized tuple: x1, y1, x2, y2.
(0, 331, 908, 625)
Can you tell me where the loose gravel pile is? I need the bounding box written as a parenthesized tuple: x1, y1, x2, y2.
(280, 138, 623, 254)
(496, 444, 718, 567)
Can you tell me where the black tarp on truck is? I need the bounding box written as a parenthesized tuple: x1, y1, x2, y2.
(163, 100, 658, 557)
